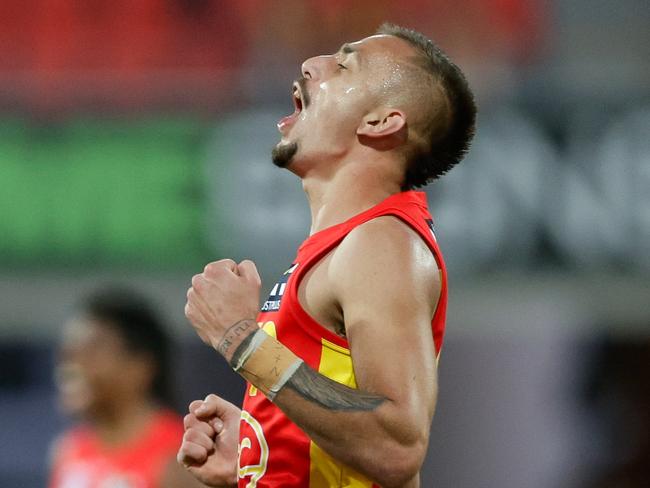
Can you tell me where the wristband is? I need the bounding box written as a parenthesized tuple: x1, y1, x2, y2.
(234, 329, 303, 401)
(232, 328, 268, 372)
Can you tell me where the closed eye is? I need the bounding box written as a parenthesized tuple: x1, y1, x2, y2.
(337, 63, 348, 70)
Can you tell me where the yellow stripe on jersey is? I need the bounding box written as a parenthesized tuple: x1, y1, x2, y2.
(318, 338, 356, 386)
(309, 338, 373, 488)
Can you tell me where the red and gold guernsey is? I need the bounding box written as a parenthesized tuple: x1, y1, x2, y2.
(238, 191, 448, 487)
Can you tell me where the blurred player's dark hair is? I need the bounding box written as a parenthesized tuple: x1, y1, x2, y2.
(78, 286, 173, 406)
(376, 23, 477, 189)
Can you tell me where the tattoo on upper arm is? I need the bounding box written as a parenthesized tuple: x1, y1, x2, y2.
(285, 363, 386, 411)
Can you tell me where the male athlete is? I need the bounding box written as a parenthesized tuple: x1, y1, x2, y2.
(178, 23, 476, 487)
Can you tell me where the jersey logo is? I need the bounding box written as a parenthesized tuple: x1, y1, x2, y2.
(260, 263, 298, 312)
(238, 410, 269, 487)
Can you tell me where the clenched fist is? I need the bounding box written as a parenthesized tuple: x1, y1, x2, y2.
(185, 259, 262, 350)
(177, 394, 241, 487)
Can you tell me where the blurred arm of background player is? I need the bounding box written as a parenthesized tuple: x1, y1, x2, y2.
(180, 217, 440, 487)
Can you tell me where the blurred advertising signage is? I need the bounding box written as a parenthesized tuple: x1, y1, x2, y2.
(427, 109, 650, 273)
(0, 119, 209, 269)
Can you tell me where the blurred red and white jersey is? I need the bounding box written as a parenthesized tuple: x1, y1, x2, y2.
(50, 410, 182, 488)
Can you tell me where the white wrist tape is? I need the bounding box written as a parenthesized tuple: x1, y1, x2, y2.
(232, 328, 268, 372)
(234, 329, 304, 401)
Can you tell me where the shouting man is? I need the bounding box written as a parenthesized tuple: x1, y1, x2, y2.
(178, 23, 476, 488)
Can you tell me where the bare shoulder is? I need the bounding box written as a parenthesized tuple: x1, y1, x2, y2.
(331, 215, 439, 274)
(329, 216, 440, 309)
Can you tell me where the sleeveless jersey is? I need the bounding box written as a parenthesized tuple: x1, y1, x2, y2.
(238, 191, 448, 487)
(49, 410, 183, 488)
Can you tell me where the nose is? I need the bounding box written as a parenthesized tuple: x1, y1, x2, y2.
(301, 55, 334, 81)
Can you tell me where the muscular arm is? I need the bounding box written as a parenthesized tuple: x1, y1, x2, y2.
(220, 217, 440, 487)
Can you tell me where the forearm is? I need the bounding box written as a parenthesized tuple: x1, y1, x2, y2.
(274, 366, 426, 487)
(217, 320, 427, 487)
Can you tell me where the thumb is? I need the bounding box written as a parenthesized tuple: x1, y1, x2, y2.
(238, 260, 261, 287)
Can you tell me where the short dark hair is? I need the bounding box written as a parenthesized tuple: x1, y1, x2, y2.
(79, 286, 172, 406)
(376, 23, 477, 188)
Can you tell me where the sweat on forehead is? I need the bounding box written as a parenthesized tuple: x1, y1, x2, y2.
(351, 35, 434, 92)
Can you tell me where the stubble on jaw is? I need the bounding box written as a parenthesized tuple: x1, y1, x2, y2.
(271, 141, 298, 168)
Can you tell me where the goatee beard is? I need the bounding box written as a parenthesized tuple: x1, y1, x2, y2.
(271, 141, 298, 168)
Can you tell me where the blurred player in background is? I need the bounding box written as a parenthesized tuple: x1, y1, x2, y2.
(49, 287, 202, 488)
(179, 23, 476, 487)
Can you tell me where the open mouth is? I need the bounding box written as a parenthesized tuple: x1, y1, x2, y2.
(293, 84, 304, 112)
(277, 83, 304, 132)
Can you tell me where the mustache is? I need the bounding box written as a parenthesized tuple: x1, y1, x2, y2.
(297, 77, 311, 108)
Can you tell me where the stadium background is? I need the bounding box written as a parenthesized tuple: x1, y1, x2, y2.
(0, 0, 649, 486)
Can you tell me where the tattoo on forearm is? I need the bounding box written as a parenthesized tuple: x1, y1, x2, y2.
(285, 363, 387, 411)
(221, 325, 385, 410)
(217, 319, 257, 363)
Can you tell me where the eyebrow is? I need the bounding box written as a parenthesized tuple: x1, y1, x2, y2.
(338, 43, 361, 66)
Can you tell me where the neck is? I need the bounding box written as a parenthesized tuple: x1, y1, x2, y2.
(302, 157, 403, 234)
(89, 398, 156, 447)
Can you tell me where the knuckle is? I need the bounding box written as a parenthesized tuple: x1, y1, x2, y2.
(189, 400, 203, 410)
(184, 429, 201, 445)
(179, 443, 200, 463)
(177, 451, 192, 467)
(204, 261, 219, 273)
(199, 421, 215, 436)
(178, 449, 191, 465)
(211, 259, 236, 274)
(191, 274, 203, 289)
(177, 451, 187, 465)
(186, 429, 212, 449)
(204, 393, 219, 403)
(184, 429, 198, 442)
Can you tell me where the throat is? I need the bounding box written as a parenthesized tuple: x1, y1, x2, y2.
(303, 163, 402, 235)
(308, 189, 396, 235)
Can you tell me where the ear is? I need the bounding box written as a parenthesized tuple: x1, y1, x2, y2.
(356, 108, 406, 138)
